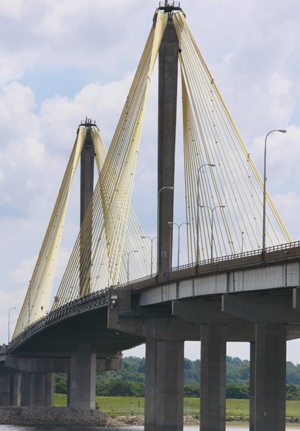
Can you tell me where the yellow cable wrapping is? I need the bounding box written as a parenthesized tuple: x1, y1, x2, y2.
(50, 12, 167, 309)
(13, 128, 87, 338)
(173, 11, 291, 261)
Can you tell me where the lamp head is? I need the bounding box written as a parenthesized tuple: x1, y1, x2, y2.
(168, 222, 173, 225)
(209, 164, 216, 167)
(221, 205, 226, 208)
(278, 130, 287, 133)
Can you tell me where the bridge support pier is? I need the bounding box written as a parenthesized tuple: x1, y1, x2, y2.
(21, 372, 53, 406)
(0, 374, 20, 406)
(200, 324, 226, 431)
(254, 324, 286, 431)
(222, 293, 290, 431)
(145, 338, 184, 431)
(69, 341, 96, 410)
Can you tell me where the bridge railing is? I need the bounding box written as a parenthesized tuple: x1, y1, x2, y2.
(118, 239, 300, 289)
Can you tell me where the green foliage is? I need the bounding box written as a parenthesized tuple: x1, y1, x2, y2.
(54, 356, 300, 401)
(54, 374, 67, 394)
(96, 378, 145, 397)
(184, 384, 200, 398)
(286, 383, 300, 401)
(226, 383, 249, 399)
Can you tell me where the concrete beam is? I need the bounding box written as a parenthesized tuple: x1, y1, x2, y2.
(222, 292, 300, 323)
(172, 298, 250, 324)
(108, 309, 200, 341)
(172, 299, 255, 342)
(5, 356, 69, 373)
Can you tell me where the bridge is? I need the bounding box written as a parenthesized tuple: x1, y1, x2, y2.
(0, 3, 298, 431)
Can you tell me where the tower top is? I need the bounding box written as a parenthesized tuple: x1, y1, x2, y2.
(158, 1, 181, 12)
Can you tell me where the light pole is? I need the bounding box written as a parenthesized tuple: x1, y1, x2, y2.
(141, 236, 157, 277)
(196, 164, 215, 263)
(241, 231, 244, 254)
(8, 307, 16, 344)
(262, 129, 287, 253)
(200, 205, 225, 261)
(124, 250, 138, 282)
(157, 186, 174, 270)
(168, 222, 190, 267)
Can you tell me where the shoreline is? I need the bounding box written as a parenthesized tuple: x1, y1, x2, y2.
(0, 407, 299, 428)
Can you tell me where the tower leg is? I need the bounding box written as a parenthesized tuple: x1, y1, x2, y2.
(157, 17, 179, 272)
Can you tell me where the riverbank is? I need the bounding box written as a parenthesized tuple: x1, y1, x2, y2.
(0, 408, 299, 427)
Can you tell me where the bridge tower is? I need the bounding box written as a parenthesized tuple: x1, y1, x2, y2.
(157, 9, 179, 272)
(79, 119, 96, 296)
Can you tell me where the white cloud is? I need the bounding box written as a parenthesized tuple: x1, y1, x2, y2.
(11, 256, 37, 284)
(0, 0, 23, 21)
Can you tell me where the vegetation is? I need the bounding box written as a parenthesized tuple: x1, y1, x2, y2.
(53, 394, 300, 421)
(54, 355, 300, 401)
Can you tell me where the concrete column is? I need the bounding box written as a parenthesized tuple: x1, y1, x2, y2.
(145, 338, 158, 431)
(254, 323, 286, 431)
(200, 324, 226, 431)
(80, 128, 94, 296)
(156, 340, 184, 431)
(9, 374, 20, 406)
(69, 341, 96, 410)
(157, 17, 179, 272)
(67, 373, 71, 407)
(21, 371, 31, 406)
(250, 342, 255, 431)
(21, 372, 54, 406)
(0, 375, 10, 406)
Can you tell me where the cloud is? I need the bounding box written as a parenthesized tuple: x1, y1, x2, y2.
(11, 256, 37, 284)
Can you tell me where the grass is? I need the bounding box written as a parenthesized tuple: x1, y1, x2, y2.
(53, 394, 300, 421)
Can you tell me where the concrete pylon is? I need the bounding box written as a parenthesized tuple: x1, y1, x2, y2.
(0, 374, 20, 406)
(21, 372, 53, 406)
(144, 338, 184, 431)
(69, 341, 96, 410)
(200, 324, 226, 431)
(157, 17, 179, 272)
(80, 125, 95, 296)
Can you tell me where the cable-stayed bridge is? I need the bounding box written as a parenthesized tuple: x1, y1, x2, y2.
(1, 3, 299, 431)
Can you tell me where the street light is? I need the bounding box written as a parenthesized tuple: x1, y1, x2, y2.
(157, 186, 174, 270)
(200, 205, 225, 261)
(141, 236, 157, 277)
(196, 164, 215, 263)
(123, 250, 138, 282)
(8, 307, 16, 344)
(168, 222, 190, 267)
(262, 129, 287, 253)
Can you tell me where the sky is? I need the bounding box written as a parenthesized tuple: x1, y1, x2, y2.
(1, 0, 300, 363)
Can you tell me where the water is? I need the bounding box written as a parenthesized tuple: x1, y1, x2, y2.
(0, 427, 299, 431)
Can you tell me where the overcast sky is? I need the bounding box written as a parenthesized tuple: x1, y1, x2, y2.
(1, 0, 300, 363)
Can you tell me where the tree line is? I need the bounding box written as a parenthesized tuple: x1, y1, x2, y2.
(54, 355, 300, 400)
